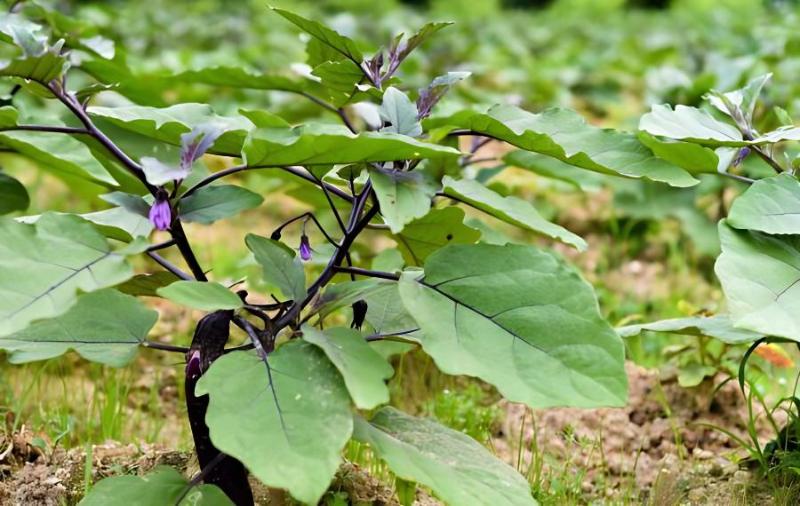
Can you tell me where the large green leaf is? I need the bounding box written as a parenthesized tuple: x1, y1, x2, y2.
(379, 87, 422, 137)
(428, 105, 697, 187)
(715, 220, 800, 340)
(353, 408, 536, 506)
(502, 150, 605, 190)
(399, 244, 627, 408)
(179, 184, 263, 224)
(0, 130, 117, 185)
(80, 466, 232, 506)
(311, 60, 364, 107)
(242, 124, 459, 167)
(157, 281, 243, 311)
(617, 314, 761, 344)
(640, 104, 800, 146)
(196, 342, 353, 505)
(442, 176, 585, 250)
(0, 288, 155, 366)
(272, 8, 364, 64)
(728, 173, 800, 234)
(0, 41, 67, 83)
(369, 167, 437, 233)
(245, 234, 306, 302)
(172, 66, 309, 93)
(394, 207, 481, 265)
(0, 214, 135, 336)
(0, 172, 29, 214)
(302, 325, 393, 409)
(88, 104, 252, 156)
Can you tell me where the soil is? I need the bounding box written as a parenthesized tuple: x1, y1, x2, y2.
(0, 362, 790, 505)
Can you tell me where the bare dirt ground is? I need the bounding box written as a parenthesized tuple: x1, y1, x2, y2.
(0, 363, 788, 505)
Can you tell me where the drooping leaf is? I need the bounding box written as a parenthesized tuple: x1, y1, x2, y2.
(180, 185, 263, 224)
(379, 87, 422, 137)
(353, 408, 536, 506)
(81, 206, 153, 241)
(0, 40, 68, 83)
(196, 342, 353, 505)
(0, 289, 156, 366)
(245, 234, 306, 302)
(428, 105, 697, 187)
(715, 220, 800, 340)
(157, 281, 242, 311)
(399, 244, 627, 408)
(242, 123, 459, 167)
(395, 207, 481, 265)
(302, 325, 393, 409)
(0, 172, 29, 214)
(637, 133, 722, 174)
(617, 314, 762, 345)
(728, 173, 800, 234)
(272, 8, 364, 65)
(369, 167, 437, 233)
(88, 103, 252, 156)
(0, 214, 135, 336)
(79, 466, 232, 506)
(442, 176, 586, 250)
(116, 271, 181, 297)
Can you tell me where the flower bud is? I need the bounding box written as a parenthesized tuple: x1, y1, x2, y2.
(149, 197, 172, 231)
(299, 234, 312, 262)
(733, 147, 751, 167)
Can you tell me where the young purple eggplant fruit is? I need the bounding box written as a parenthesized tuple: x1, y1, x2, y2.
(299, 234, 312, 261)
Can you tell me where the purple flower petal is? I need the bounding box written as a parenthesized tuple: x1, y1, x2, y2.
(299, 235, 312, 262)
(149, 198, 172, 231)
(180, 124, 223, 172)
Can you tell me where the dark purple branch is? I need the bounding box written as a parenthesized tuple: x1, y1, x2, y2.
(333, 265, 399, 280)
(146, 251, 192, 281)
(0, 125, 89, 135)
(142, 340, 190, 353)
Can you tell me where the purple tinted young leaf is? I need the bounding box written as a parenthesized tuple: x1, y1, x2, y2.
(383, 23, 452, 80)
(180, 124, 223, 171)
(148, 197, 172, 231)
(417, 71, 470, 120)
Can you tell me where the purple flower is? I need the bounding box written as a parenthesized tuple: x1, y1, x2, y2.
(149, 197, 172, 231)
(299, 235, 312, 262)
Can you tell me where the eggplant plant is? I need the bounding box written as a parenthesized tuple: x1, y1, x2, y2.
(0, 4, 716, 506)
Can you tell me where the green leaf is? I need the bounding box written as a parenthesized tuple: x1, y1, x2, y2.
(428, 105, 697, 187)
(637, 133, 722, 174)
(245, 234, 306, 302)
(442, 176, 586, 250)
(196, 342, 353, 505)
(369, 167, 437, 233)
(0, 130, 117, 185)
(88, 103, 252, 156)
(707, 73, 771, 125)
(116, 271, 181, 297)
(353, 407, 536, 506)
(0, 214, 135, 336)
(0, 288, 155, 366)
(172, 66, 309, 93)
(379, 87, 422, 137)
(272, 8, 364, 64)
(728, 173, 800, 234)
(399, 244, 627, 408)
(79, 466, 233, 506)
(0, 41, 68, 83)
(179, 185, 263, 224)
(302, 325, 393, 409)
(157, 281, 242, 311)
(715, 220, 800, 340)
(242, 123, 459, 167)
(678, 363, 717, 388)
(617, 314, 762, 345)
(395, 207, 481, 265)
(0, 172, 29, 214)
(80, 206, 153, 241)
(502, 150, 604, 190)
(394, 22, 452, 63)
(311, 60, 364, 107)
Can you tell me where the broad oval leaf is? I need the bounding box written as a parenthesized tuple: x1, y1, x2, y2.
(728, 173, 800, 234)
(0, 214, 135, 336)
(272, 8, 364, 64)
(302, 325, 394, 409)
(428, 105, 697, 187)
(379, 87, 422, 137)
(157, 281, 243, 311)
(442, 176, 586, 251)
(399, 243, 627, 408)
(242, 124, 460, 167)
(0, 288, 156, 366)
(369, 167, 437, 233)
(195, 342, 353, 504)
(715, 220, 800, 340)
(79, 466, 232, 506)
(180, 184, 264, 224)
(245, 234, 307, 302)
(395, 207, 481, 266)
(640, 104, 744, 146)
(353, 408, 536, 506)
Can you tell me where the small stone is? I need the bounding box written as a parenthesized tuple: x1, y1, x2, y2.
(732, 470, 751, 484)
(692, 448, 714, 460)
